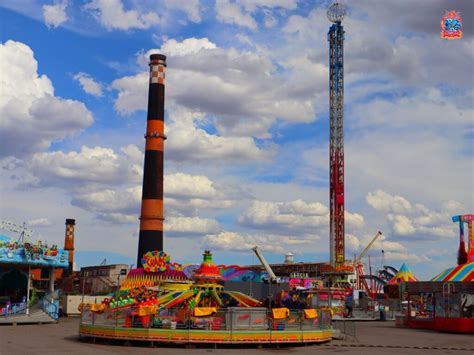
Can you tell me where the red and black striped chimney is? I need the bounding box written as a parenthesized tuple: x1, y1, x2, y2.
(137, 54, 167, 267)
(63, 218, 75, 276)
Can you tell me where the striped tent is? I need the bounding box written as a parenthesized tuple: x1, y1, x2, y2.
(431, 261, 474, 282)
(387, 263, 418, 285)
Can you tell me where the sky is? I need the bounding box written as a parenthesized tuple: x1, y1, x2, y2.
(0, 0, 472, 280)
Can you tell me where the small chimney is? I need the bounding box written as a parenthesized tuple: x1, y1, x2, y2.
(284, 252, 294, 264)
(64, 219, 75, 276)
(137, 54, 167, 267)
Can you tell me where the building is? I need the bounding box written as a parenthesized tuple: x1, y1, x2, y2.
(80, 264, 129, 295)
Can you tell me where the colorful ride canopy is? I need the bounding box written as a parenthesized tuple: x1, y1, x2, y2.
(387, 263, 418, 285)
(432, 261, 474, 282)
(0, 235, 68, 268)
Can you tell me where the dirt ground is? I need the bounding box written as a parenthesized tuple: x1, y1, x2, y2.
(0, 318, 472, 355)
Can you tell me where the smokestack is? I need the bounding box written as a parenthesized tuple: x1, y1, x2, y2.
(64, 218, 75, 276)
(137, 54, 167, 267)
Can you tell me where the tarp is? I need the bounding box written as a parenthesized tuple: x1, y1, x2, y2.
(387, 263, 418, 285)
(431, 262, 474, 282)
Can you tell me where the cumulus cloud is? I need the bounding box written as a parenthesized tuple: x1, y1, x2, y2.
(203, 230, 312, 254)
(238, 199, 328, 238)
(0, 40, 93, 158)
(112, 37, 326, 138)
(84, 0, 160, 31)
(238, 198, 365, 238)
(56, 166, 240, 223)
(215, 0, 298, 30)
(367, 190, 463, 239)
(166, 108, 271, 163)
(42, 1, 68, 28)
(166, 216, 221, 236)
(367, 190, 412, 214)
(73, 72, 104, 97)
(29, 145, 142, 186)
(27, 218, 52, 227)
(164, 0, 201, 23)
(215, 0, 257, 30)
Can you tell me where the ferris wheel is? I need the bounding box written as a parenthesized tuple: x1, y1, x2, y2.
(0, 220, 34, 243)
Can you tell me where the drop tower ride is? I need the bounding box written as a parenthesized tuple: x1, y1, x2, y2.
(327, 3, 347, 269)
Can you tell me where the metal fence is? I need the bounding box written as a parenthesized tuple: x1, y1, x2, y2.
(332, 320, 356, 339)
(0, 302, 27, 317)
(40, 297, 59, 320)
(81, 306, 332, 332)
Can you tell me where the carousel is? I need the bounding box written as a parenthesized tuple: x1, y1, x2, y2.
(79, 250, 333, 345)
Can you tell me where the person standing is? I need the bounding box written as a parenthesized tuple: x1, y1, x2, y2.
(345, 291, 353, 318)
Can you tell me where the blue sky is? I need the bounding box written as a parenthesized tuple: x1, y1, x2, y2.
(0, 0, 472, 280)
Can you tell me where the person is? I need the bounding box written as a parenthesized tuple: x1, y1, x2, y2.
(379, 303, 386, 321)
(345, 291, 353, 318)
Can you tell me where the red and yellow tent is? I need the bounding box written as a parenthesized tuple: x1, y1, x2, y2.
(387, 263, 418, 285)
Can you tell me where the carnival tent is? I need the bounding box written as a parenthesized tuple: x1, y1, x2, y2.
(431, 261, 474, 282)
(387, 263, 418, 285)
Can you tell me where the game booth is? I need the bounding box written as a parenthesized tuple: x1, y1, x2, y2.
(79, 251, 333, 345)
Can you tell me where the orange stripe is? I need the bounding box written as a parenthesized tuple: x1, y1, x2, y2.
(146, 120, 164, 134)
(145, 137, 164, 151)
(141, 199, 163, 218)
(140, 218, 163, 231)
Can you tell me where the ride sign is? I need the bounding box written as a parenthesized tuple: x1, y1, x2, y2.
(141, 251, 170, 272)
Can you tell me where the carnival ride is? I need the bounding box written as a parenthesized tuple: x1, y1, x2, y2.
(79, 251, 333, 344)
(396, 214, 474, 334)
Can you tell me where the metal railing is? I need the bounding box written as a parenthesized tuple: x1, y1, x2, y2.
(0, 302, 27, 317)
(40, 297, 59, 321)
(81, 306, 332, 332)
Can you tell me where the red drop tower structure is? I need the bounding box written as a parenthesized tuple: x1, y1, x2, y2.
(327, 3, 347, 269)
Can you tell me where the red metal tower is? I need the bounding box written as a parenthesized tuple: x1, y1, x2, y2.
(328, 3, 346, 269)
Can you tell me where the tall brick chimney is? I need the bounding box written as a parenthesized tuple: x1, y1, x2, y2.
(63, 218, 75, 276)
(137, 54, 167, 267)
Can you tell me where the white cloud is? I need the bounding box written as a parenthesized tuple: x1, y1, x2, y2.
(215, 0, 257, 30)
(29, 146, 142, 186)
(73, 72, 104, 97)
(84, 0, 160, 31)
(203, 230, 311, 254)
(367, 190, 463, 239)
(165, 172, 239, 214)
(164, 0, 201, 23)
(238, 199, 328, 235)
(366, 190, 412, 214)
(112, 38, 326, 138)
(27, 218, 52, 227)
(155, 37, 216, 57)
(0, 40, 93, 158)
(166, 216, 221, 236)
(166, 108, 271, 163)
(42, 1, 68, 28)
(240, 0, 298, 12)
(345, 211, 365, 229)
